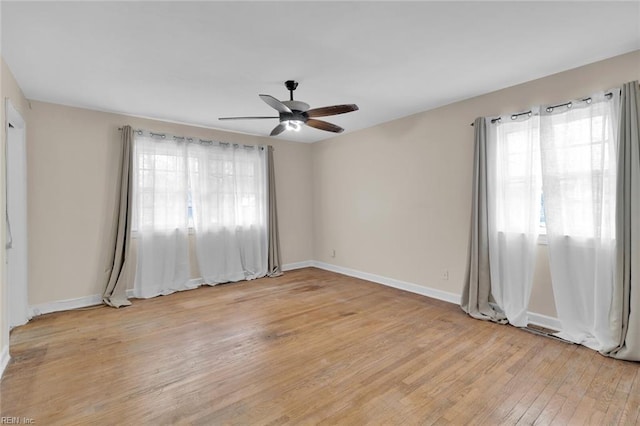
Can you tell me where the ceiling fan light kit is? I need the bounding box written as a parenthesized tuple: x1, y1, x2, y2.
(219, 80, 359, 136)
(284, 120, 302, 132)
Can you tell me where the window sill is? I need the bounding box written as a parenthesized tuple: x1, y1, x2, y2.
(538, 233, 548, 245)
(130, 227, 196, 239)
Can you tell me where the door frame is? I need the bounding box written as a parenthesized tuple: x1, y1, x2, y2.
(5, 98, 29, 329)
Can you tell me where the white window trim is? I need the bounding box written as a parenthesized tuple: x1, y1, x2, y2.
(537, 230, 548, 245)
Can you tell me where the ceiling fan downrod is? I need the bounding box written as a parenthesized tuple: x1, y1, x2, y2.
(285, 80, 298, 101)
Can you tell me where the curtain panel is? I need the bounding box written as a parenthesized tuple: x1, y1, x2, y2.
(132, 132, 192, 297)
(487, 114, 540, 327)
(606, 81, 640, 361)
(188, 141, 268, 285)
(461, 117, 507, 324)
(540, 91, 620, 351)
(102, 125, 134, 307)
(267, 145, 283, 277)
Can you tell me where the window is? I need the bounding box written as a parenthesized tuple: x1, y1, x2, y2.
(131, 131, 269, 296)
(187, 142, 266, 232)
(540, 98, 617, 240)
(489, 114, 541, 237)
(483, 90, 619, 332)
(132, 135, 266, 233)
(490, 96, 617, 242)
(134, 139, 189, 232)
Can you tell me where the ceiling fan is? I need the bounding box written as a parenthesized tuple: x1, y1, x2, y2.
(219, 80, 359, 136)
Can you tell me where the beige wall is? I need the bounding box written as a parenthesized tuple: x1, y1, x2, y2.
(26, 102, 313, 305)
(1, 57, 29, 354)
(312, 50, 640, 318)
(17, 50, 640, 319)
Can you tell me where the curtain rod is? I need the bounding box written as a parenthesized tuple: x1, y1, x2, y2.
(469, 91, 615, 126)
(117, 127, 263, 150)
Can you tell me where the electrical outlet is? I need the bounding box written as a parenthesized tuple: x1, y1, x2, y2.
(441, 270, 449, 280)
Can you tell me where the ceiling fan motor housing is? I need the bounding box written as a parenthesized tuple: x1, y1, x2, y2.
(280, 111, 308, 124)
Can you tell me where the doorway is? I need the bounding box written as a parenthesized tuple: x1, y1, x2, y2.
(5, 100, 29, 328)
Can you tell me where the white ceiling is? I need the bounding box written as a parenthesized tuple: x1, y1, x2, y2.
(2, 1, 639, 143)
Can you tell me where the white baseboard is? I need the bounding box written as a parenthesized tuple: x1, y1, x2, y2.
(282, 260, 314, 271)
(29, 289, 138, 317)
(527, 312, 562, 331)
(29, 294, 103, 317)
(311, 261, 461, 305)
(1, 345, 10, 378)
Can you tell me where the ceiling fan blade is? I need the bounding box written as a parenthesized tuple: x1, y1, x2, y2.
(259, 94, 292, 113)
(305, 119, 344, 133)
(306, 104, 359, 118)
(218, 116, 279, 120)
(270, 123, 287, 136)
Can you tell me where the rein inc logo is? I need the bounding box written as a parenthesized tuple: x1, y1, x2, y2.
(0, 418, 34, 424)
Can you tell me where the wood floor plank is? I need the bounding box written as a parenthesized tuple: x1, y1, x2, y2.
(1, 268, 637, 425)
(514, 343, 578, 425)
(618, 364, 640, 426)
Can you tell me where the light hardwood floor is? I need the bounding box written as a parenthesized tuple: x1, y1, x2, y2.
(1, 268, 638, 425)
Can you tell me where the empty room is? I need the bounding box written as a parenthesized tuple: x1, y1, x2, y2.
(1, 1, 639, 424)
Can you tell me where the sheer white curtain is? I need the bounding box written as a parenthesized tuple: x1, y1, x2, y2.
(487, 114, 541, 327)
(188, 143, 268, 284)
(540, 91, 620, 351)
(132, 132, 269, 299)
(132, 133, 191, 298)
